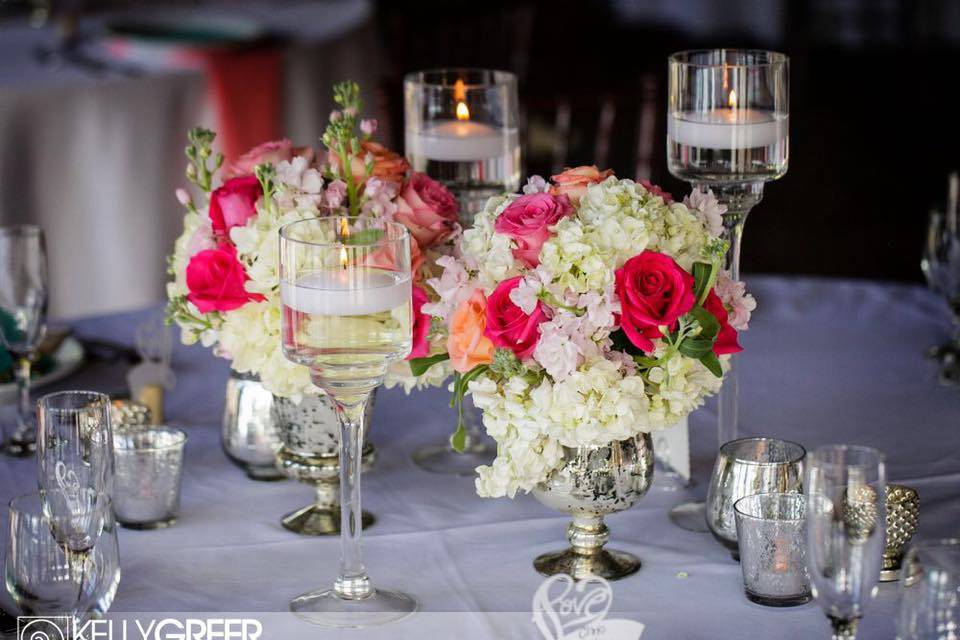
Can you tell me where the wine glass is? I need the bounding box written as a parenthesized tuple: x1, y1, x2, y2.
(805, 445, 886, 639)
(921, 208, 960, 383)
(0, 225, 49, 457)
(896, 538, 960, 639)
(279, 216, 417, 627)
(36, 391, 115, 503)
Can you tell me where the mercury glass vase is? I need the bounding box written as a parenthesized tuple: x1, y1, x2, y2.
(532, 434, 654, 581)
(221, 373, 285, 481)
(274, 392, 377, 536)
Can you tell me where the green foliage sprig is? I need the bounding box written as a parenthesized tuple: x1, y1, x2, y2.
(184, 127, 223, 193)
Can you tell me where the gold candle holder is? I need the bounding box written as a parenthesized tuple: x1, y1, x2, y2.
(881, 484, 920, 581)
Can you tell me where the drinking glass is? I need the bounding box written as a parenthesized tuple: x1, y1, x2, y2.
(36, 391, 115, 501)
(0, 225, 49, 457)
(920, 208, 960, 384)
(705, 437, 805, 557)
(6, 491, 121, 618)
(113, 426, 187, 529)
(896, 539, 960, 639)
(667, 50, 789, 530)
(279, 216, 417, 627)
(805, 445, 886, 639)
(734, 493, 811, 606)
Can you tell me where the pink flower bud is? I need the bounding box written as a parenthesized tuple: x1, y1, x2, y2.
(360, 119, 378, 136)
(329, 110, 342, 123)
(176, 188, 192, 207)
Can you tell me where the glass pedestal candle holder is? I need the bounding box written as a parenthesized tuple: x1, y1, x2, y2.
(404, 68, 520, 226)
(666, 49, 789, 532)
(280, 217, 417, 628)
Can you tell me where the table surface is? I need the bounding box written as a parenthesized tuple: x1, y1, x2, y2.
(1, 276, 958, 640)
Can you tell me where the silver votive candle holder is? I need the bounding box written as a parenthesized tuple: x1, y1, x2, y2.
(113, 426, 187, 529)
(734, 492, 811, 607)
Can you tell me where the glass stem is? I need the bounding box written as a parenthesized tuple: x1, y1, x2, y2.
(332, 393, 372, 600)
(694, 181, 764, 447)
(829, 616, 858, 640)
(13, 356, 33, 440)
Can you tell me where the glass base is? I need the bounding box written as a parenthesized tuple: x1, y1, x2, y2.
(653, 468, 693, 492)
(290, 587, 417, 628)
(118, 517, 177, 530)
(282, 504, 374, 536)
(412, 441, 495, 476)
(668, 501, 710, 533)
(745, 589, 811, 607)
(534, 548, 641, 581)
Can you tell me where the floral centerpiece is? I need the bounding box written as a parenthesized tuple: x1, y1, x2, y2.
(166, 82, 459, 399)
(410, 167, 755, 497)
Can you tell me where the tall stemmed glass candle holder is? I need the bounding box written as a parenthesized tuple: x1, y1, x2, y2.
(404, 68, 520, 225)
(666, 49, 789, 531)
(279, 217, 416, 627)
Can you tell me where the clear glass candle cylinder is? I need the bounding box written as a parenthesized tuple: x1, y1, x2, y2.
(734, 493, 811, 607)
(896, 539, 960, 639)
(404, 68, 520, 223)
(668, 49, 789, 185)
(112, 427, 187, 529)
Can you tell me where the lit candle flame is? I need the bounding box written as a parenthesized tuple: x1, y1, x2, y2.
(728, 89, 738, 109)
(456, 101, 470, 121)
(453, 78, 466, 102)
(339, 218, 350, 269)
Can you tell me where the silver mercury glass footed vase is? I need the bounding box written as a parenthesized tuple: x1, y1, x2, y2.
(221, 373, 285, 481)
(274, 392, 376, 535)
(532, 434, 654, 581)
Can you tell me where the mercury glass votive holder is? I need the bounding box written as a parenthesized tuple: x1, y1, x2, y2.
(113, 426, 187, 529)
(734, 492, 811, 607)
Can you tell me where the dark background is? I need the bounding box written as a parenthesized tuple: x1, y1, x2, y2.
(373, 0, 960, 283)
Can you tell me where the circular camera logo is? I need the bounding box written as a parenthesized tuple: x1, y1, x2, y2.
(17, 616, 71, 640)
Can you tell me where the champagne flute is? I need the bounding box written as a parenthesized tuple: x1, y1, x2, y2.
(280, 216, 417, 627)
(805, 445, 886, 639)
(0, 225, 49, 456)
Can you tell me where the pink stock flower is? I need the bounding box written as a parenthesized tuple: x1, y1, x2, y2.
(714, 271, 756, 331)
(360, 119, 378, 136)
(185, 244, 265, 313)
(484, 276, 548, 361)
(614, 251, 694, 353)
(494, 192, 573, 267)
(208, 175, 262, 235)
(394, 173, 459, 250)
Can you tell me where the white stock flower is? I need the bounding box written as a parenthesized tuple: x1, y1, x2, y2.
(422, 255, 475, 321)
(683, 188, 726, 238)
(714, 270, 756, 331)
(522, 175, 550, 194)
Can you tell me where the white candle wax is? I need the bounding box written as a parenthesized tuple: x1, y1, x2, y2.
(668, 110, 787, 150)
(405, 120, 511, 161)
(281, 268, 411, 316)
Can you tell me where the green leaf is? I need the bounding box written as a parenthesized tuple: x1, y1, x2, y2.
(692, 262, 713, 303)
(690, 306, 720, 339)
(343, 229, 385, 246)
(450, 364, 489, 453)
(408, 352, 449, 377)
(450, 423, 467, 453)
(700, 351, 723, 377)
(678, 337, 714, 359)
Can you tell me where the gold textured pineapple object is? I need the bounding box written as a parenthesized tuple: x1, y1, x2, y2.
(841, 484, 879, 543)
(881, 484, 919, 581)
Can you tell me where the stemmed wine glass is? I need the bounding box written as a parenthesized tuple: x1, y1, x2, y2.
(0, 225, 49, 456)
(920, 206, 960, 384)
(805, 445, 886, 639)
(279, 216, 417, 627)
(666, 49, 789, 531)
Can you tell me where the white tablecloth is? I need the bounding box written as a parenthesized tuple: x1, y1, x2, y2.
(1, 276, 959, 639)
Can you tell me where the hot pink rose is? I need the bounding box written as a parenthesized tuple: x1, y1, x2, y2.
(209, 175, 262, 235)
(224, 139, 292, 179)
(484, 276, 548, 360)
(394, 173, 459, 250)
(550, 166, 613, 204)
(639, 179, 674, 203)
(703, 290, 743, 355)
(494, 193, 573, 267)
(407, 286, 431, 360)
(615, 251, 695, 353)
(185, 244, 265, 313)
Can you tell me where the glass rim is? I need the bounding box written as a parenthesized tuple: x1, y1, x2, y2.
(113, 426, 187, 452)
(807, 444, 886, 468)
(0, 224, 44, 238)
(719, 437, 806, 466)
(37, 390, 111, 412)
(9, 489, 111, 514)
(669, 49, 789, 69)
(403, 67, 517, 89)
(733, 492, 805, 522)
(279, 216, 410, 249)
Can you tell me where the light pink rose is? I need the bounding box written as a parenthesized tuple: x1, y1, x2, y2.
(223, 139, 310, 179)
(394, 173, 459, 250)
(550, 166, 613, 204)
(494, 192, 573, 267)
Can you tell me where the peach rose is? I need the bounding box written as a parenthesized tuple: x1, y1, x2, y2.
(395, 173, 459, 250)
(447, 289, 495, 373)
(328, 141, 408, 187)
(550, 165, 614, 204)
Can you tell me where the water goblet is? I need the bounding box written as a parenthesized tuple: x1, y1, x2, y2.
(805, 445, 886, 639)
(0, 225, 49, 457)
(896, 538, 960, 639)
(279, 216, 417, 627)
(37, 391, 115, 500)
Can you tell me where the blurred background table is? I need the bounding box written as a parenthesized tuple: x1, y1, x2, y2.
(0, 276, 957, 638)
